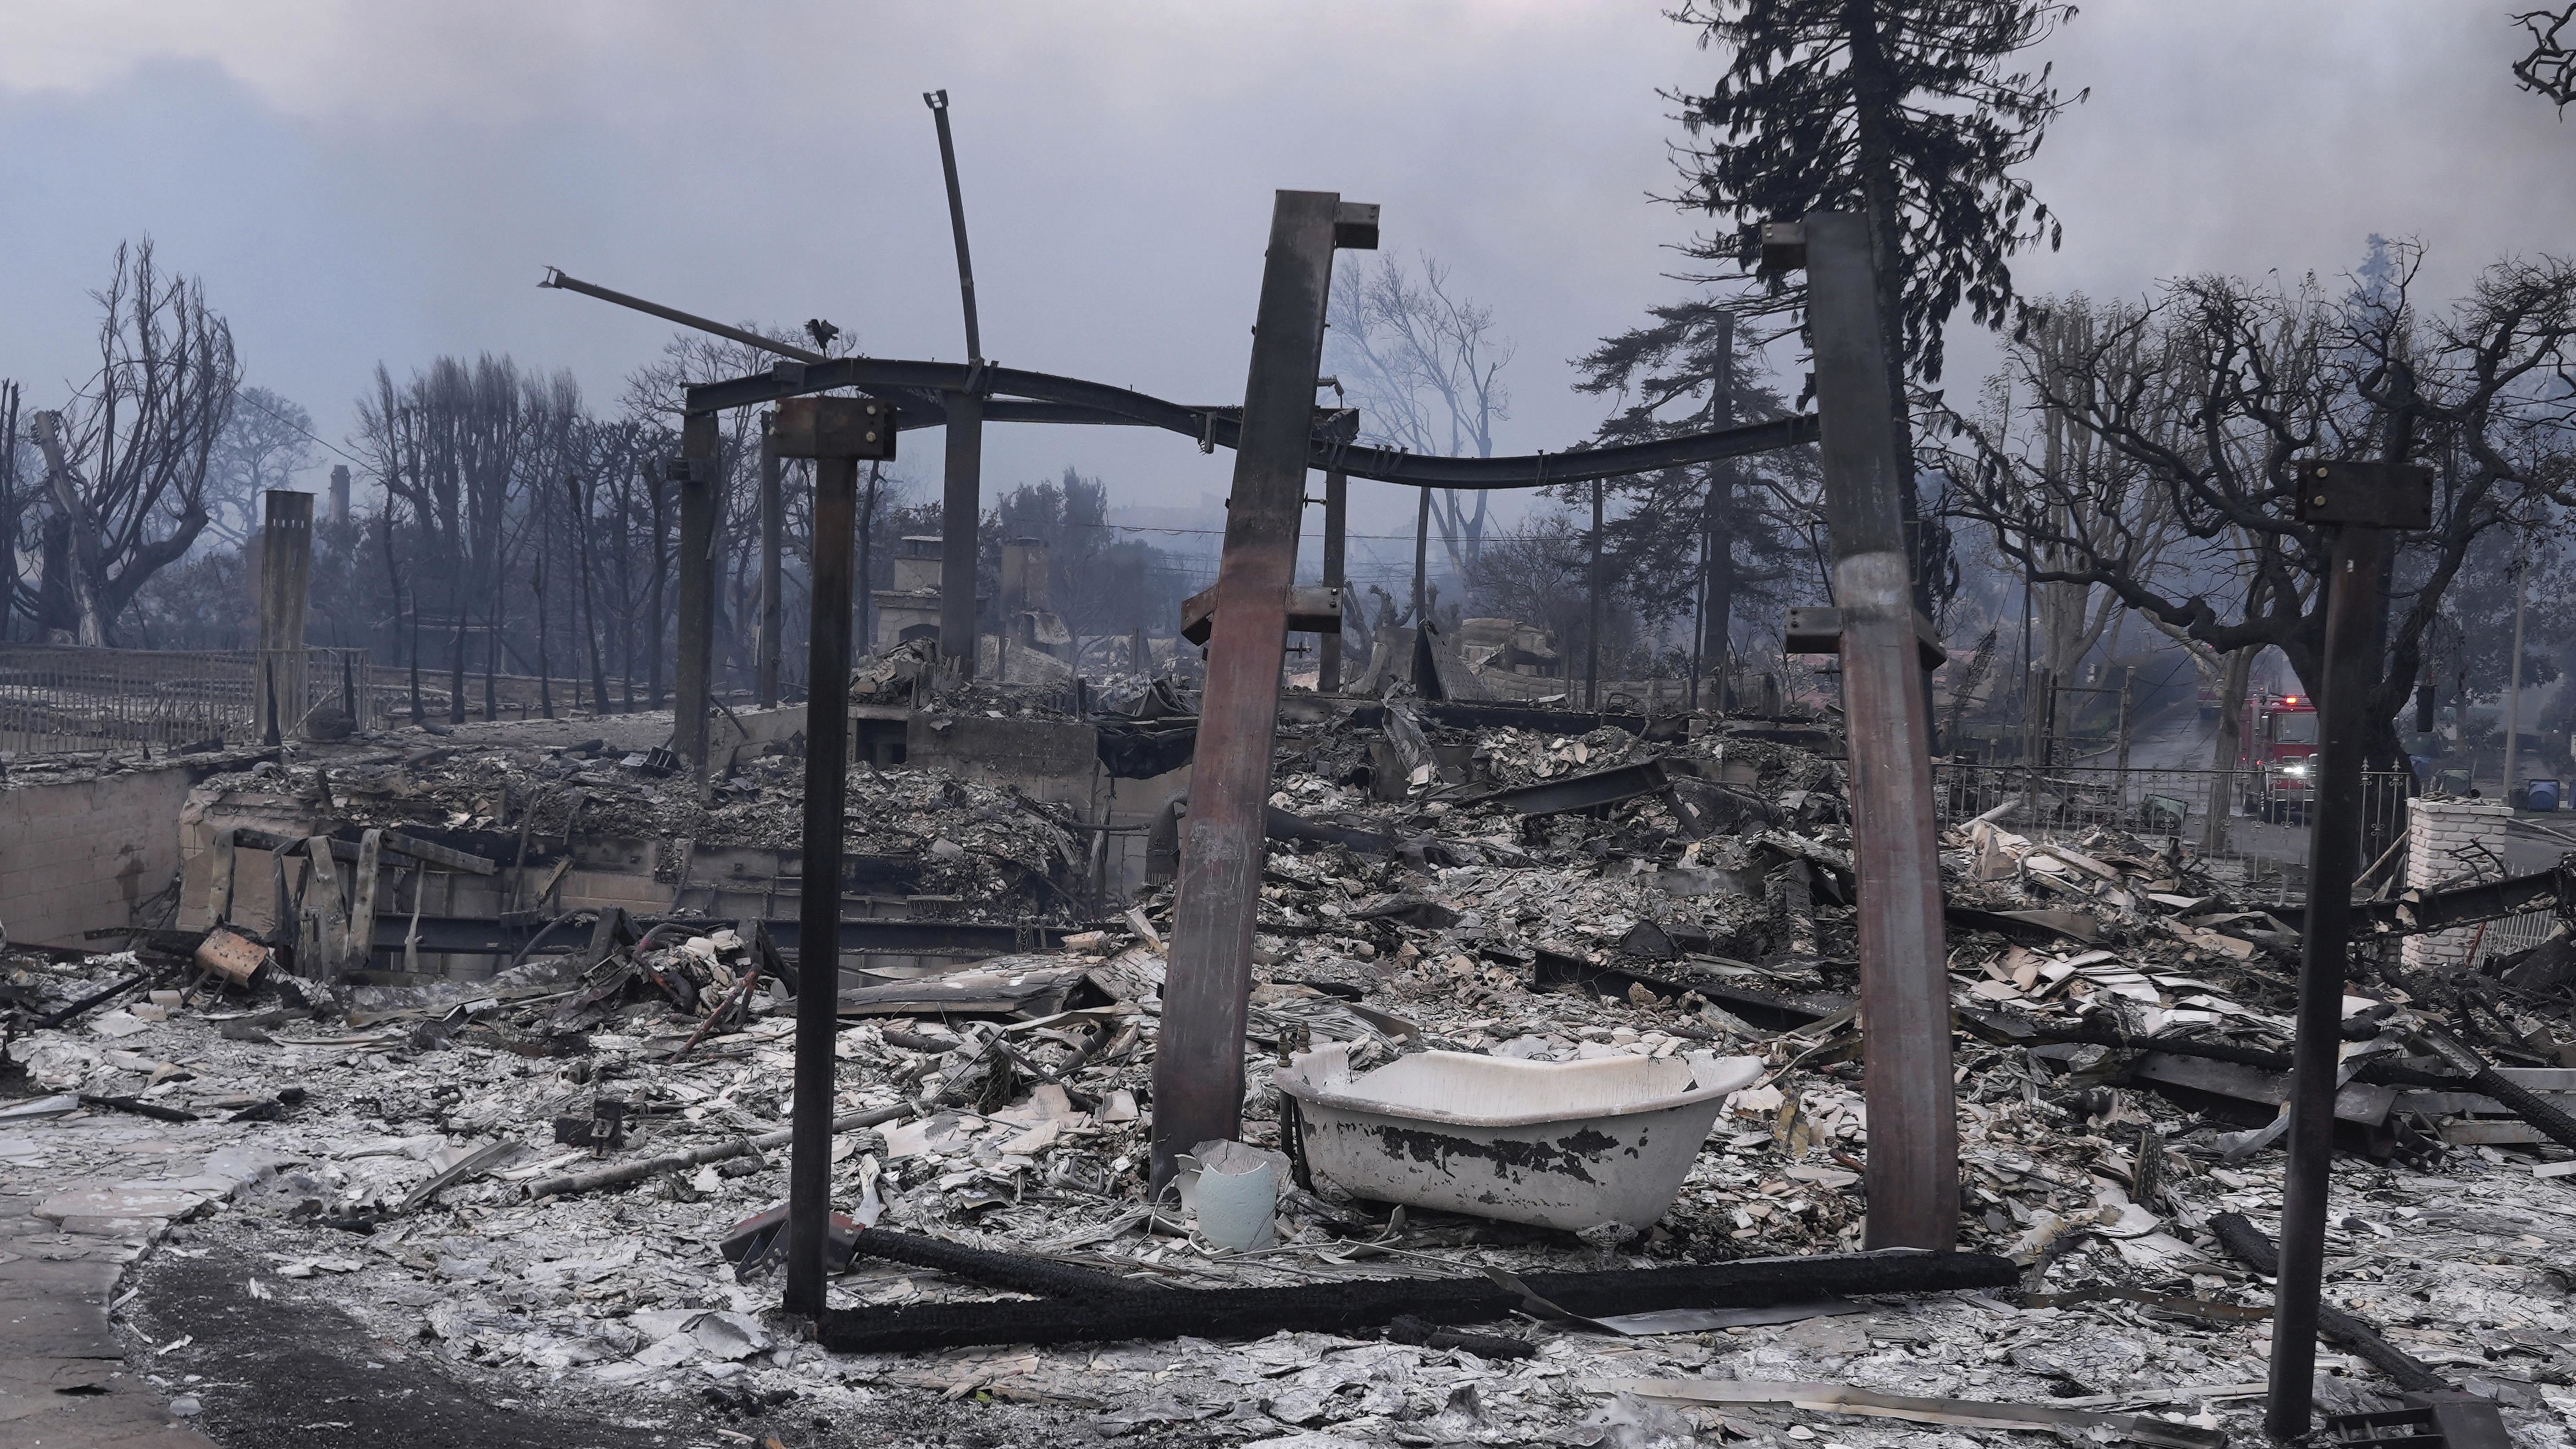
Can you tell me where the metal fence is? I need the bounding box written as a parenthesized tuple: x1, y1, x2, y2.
(0, 643, 375, 757)
(1933, 762, 2414, 900)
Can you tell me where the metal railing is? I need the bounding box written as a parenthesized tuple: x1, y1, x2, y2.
(0, 643, 375, 757)
(1934, 762, 2414, 900)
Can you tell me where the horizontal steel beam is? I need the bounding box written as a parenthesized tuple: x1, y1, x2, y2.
(683, 358, 1816, 489)
(1482, 758, 1672, 817)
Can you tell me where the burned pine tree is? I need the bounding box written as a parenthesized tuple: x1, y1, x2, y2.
(1667, 0, 2085, 615)
(1570, 301, 1821, 701)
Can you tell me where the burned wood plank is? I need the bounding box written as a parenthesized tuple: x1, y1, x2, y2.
(816, 1250, 2018, 1352)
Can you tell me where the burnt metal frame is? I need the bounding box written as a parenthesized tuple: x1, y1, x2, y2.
(2265, 459, 2431, 1438)
(772, 395, 896, 1318)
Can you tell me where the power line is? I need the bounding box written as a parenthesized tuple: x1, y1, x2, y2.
(230, 385, 369, 472)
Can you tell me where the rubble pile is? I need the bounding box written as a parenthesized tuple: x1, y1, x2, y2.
(193, 747, 1093, 914)
(6, 698, 2576, 1445)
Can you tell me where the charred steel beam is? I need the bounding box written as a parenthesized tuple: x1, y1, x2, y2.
(1778, 212, 1956, 1252)
(939, 390, 984, 678)
(2266, 458, 2431, 1440)
(672, 414, 720, 780)
(771, 395, 897, 1319)
(1319, 468, 1347, 691)
(1481, 758, 1672, 818)
(544, 267, 1818, 486)
(676, 356, 1813, 487)
(816, 1249, 2018, 1352)
(757, 412, 783, 708)
(1152, 190, 1374, 1189)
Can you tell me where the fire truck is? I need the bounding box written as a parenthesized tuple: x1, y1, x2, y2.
(2237, 692, 2320, 820)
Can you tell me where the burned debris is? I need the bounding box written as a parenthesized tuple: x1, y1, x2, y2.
(9, 654, 2576, 1445)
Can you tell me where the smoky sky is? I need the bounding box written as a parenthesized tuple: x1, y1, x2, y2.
(2, 2, 2569, 550)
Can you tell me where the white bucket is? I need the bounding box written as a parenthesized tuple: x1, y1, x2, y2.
(1191, 1141, 1282, 1251)
(1275, 1047, 1761, 1233)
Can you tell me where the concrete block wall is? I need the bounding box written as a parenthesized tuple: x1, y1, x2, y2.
(2404, 796, 2513, 971)
(0, 760, 231, 948)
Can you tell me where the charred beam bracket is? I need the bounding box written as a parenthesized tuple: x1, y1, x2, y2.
(1178, 583, 1341, 646)
(816, 1249, 2016, 1353)
(1481, 759, 1671, 818)
(771, 396, 900, 462)
(1783, 605, 1948, 671)
(2296, 460, 2436, 529)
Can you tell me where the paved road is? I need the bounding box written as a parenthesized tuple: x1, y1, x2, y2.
(0, 1097, 245, 1449)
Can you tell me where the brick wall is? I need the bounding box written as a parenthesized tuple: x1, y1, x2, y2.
(2404, 796, 2513, 971)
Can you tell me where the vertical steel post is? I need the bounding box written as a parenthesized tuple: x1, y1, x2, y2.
(773, 396, 896, 1320)
(1319, 469, 1347, 692)
(2265, 460, 2427, 1438)
(1789, 211, 1957, 1250)
(674, 410, 719, 775)
(940, 393, 984, 679)
(758, 412, 784, 708)
(926, 89, 986, 684)
(1151, 190, 1373, 1185)
(1585, 479, 1604, 712)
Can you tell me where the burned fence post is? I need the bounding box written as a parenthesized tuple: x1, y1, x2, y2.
(672, 409, 721, 780)
(1151, 189, 1375, 1186)
(771, 395, 899, 1319)
(1320, 467, 1348, 692)
(2265, 460, 2430, 1440)
(1773, 211, 1956, 1251)
(257, 489, 315, 743)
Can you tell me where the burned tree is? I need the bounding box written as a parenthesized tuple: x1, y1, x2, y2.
(2516, 4, 2576, 110)
(1572, 301, 1822, 694)
(1668, 0, 2083, 611)
(1943, 247, 2576, 768)
(22, 239, 239, 645)
(1327, 253, 1513, 573)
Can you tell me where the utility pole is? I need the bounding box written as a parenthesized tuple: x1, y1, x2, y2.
(1771, 212, 1956, 1250)
(773, 396, 898, 1319)
(2263, 460, 2429, 1439)
(1151, 190, 1375, 1186)
(927, 89, 985, 683)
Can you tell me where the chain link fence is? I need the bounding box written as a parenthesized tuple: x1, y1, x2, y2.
(0, 643, 375, 757)
(1933, 762, 2414, 902)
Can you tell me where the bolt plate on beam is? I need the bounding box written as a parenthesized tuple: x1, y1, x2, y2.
(773, 397, 899, 460)
(2294, 461, 2432, 530)
(1179, 583, 1341, 646)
